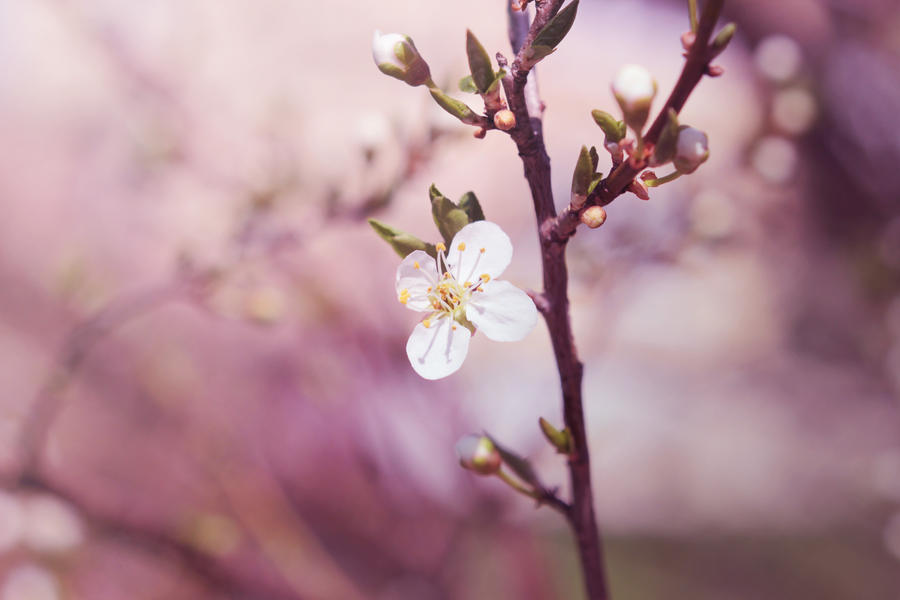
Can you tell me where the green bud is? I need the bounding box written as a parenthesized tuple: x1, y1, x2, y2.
(710, 23, 736, 58)
(466, 30, 495, 94)
(591, 110, 626, 143)
(539, 417, 572, 454)
(457, 191, 485, 222)
(368, 219, 437, 258)
(456, 434, 502, 475)
(428, 86, 481, 125)
(650, 108, 680, 166)
(525, 0, 580, 67)
(571, 145, 594, 201)
(429, 184, 470, 244)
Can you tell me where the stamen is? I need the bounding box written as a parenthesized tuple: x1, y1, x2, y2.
(457, 242, 466, 251)
(479, 247, 485, 253)
(436, 242, 446, 252)
(413, 261, 420, 269)
(452, 325, 458, 330)
(480, 273, 490, 282)
(423, 318, 432, 328)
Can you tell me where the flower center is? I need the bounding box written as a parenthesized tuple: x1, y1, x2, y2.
(412, 242, 492, 329)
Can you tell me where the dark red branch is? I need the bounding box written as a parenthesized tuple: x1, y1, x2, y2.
(504, 2, 609, 599)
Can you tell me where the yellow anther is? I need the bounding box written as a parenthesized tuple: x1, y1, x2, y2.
(413, 261, 420, 269)
(480, 273, 490, 282)
(479, 247, 486, 253)
(457, 242, 466, 251)
(464, 281, 472, 287)
(426, 286, 432, 292)
(423, 318, 431, 328)
(436, 242, 446, 252)
(452, 325, 458, 331)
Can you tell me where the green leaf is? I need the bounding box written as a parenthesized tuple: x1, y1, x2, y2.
(591, 109, 626, 142)
(368, 219, 437, 259)
(571, 146, 594, 196)
(532, 0, 580, 52)
(429, 185, 470, 244)
(526, 44, 556, 63)
(486, 69, 507, 93)
(651, 108, 680, 165)
(458, 191, 485, 222)
(458, 75, 478, 94)
(466, 30, 495, 94)
(589, 146, 600, 172)
(428, 87, 479, 125)
(486, 434, 542, 489)
(587, 173, 603, 195)
(539, 417, 572, 454)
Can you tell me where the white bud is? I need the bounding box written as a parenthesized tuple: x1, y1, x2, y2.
(580, 206, 607, 229)
(673, 126, 709, 174)
(372, 31, 431, 87)
(611, 64, 657, 132)
(455, 434, 501, 476)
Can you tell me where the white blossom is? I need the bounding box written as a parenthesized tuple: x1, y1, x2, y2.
(611, 64, 657, 132)
(673, 126, 710, 174)
(395, 221, 538, 380)
(372, 31, 431, 87)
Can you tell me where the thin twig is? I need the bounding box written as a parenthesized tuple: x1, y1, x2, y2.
(551, 0, 725, 241)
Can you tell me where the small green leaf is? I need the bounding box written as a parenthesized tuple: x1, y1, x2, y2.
(429, 185, 469, 244)
(428, 87, 480, 125)
(539, 417, 572, 454)
(458, 75, 478, 94)
(486, 434, 542, 489)
(589, 146, 600, 172)
(651, 108, 680, 165)
(710, 22, 736, 58)
(591, 109, 626, 142)
(526, 44, 556, 63)
(532, 0, 580, 53)
(466, 30, 495, 94)
(368, 219, 437, 259)
(587, 173, 603, 195)
(571, 145, 594, 197)
(458, 191, 485, 222)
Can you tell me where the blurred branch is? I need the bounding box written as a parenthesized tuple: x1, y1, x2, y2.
(16, 471, 303, 600)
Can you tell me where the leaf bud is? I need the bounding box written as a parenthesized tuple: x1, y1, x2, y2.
(372, 31, 431, 87)
(493, 109, 516, 131)
(455, 434, 502, 475)
(580, 205, 607, 229)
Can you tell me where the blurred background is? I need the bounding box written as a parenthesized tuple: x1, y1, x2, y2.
(0, 0, 899, 598)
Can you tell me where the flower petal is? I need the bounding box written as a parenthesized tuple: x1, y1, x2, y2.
(406, 317, 471, 379)
(466, 280, 538, 342)
(445, 221, 512, 283)
(396, 250, 438, 311)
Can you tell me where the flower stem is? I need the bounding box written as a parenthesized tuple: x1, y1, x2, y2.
(688, 0, 698, 33)
(495, 469, 540, 499)
(643, 171, 682, 187)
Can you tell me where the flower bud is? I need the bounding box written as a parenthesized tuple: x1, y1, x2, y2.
(372, 31, 431, 87)
(493, 109, 516, 131)
(673, 126, 709, 174)
(580, 205, 607, 229)
(611, 64, 657, 134)
(455, 434, 501, 475)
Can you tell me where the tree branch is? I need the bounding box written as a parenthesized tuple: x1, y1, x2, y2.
(551, 0, 725, 241)
(502, 3, 609, 599)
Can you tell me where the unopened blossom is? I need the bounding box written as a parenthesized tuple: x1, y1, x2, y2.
(372, 31, 431, 87)
(611, 64, 657, 132)
(455, 434, 501, 475)
(673, 126, 709, 174)
(395, 221, 538, 380)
